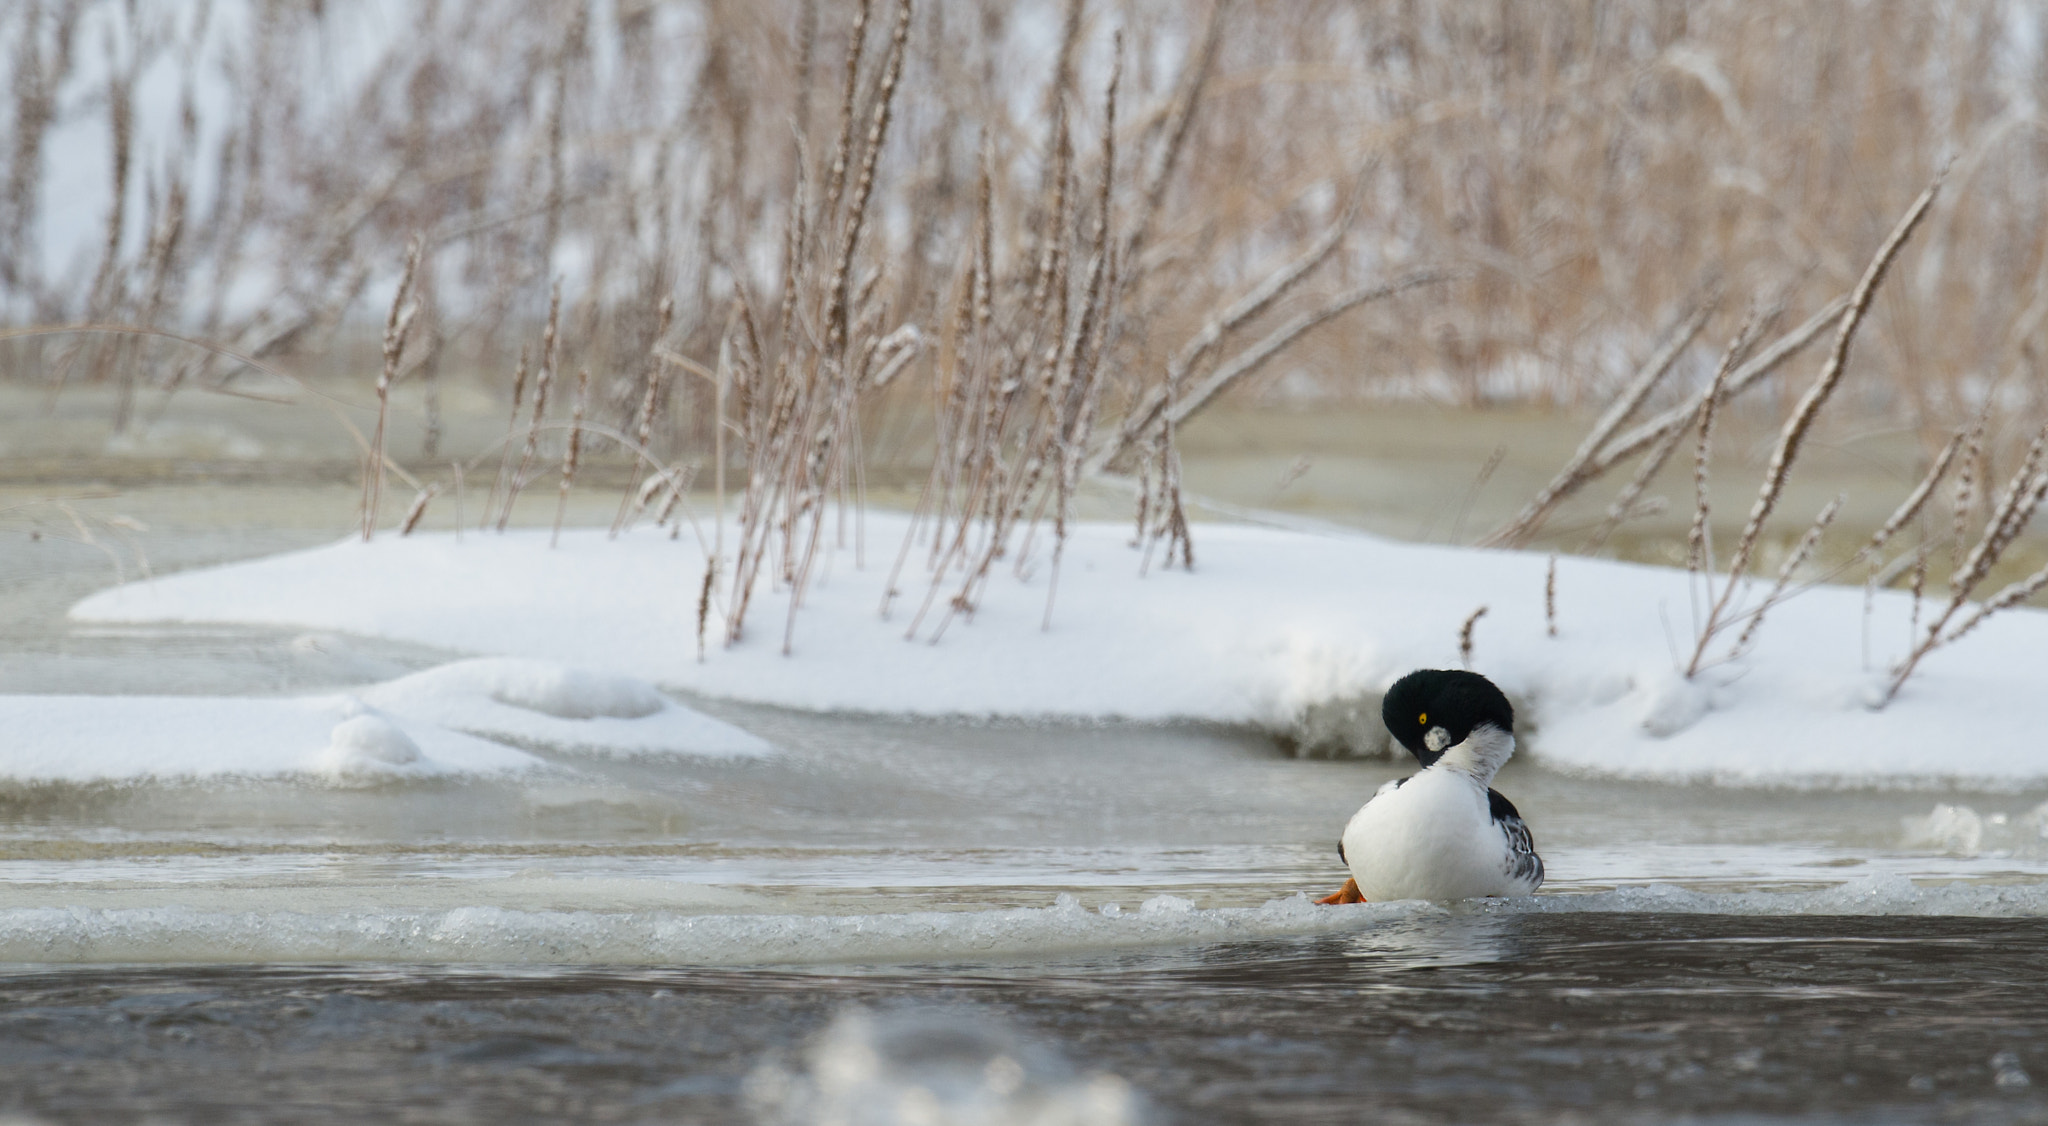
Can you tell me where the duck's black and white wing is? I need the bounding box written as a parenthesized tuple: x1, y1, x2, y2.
(1487, 789, 1544, 890)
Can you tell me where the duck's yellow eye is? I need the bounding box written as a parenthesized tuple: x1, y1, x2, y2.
(1418, 712, 1427, 726)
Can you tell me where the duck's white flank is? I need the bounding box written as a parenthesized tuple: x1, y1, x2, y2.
(1339, 724, 1541, 901)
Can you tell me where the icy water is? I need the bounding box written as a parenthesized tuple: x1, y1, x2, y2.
(6, 392, 2048, 1122)
(6, 915, 2048, 1124)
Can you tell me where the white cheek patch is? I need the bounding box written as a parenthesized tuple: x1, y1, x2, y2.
(1424, 726, 1452, 753)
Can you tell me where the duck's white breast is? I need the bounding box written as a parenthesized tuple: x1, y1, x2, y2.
(1341, 769, 1525, 901)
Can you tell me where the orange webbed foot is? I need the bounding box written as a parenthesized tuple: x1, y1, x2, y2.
(1314, 878, 1366, 905)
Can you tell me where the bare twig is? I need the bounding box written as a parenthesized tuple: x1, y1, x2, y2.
(1458, 605, 1488, 669)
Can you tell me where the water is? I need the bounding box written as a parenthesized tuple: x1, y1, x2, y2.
(4, 916, 2046, 1123)
(7, 398, 2048, 1121)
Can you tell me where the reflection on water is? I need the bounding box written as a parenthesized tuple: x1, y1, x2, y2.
(2, 913, 2046, 1123)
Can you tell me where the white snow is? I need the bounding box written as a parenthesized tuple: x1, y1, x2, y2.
(356, 657, 771, 758)
(0, 657, 768, 783)
(0, 692, 533, 783)
(67, 514, 2048, 786)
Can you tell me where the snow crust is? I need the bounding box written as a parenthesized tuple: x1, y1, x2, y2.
(69, 516, 2048, 786)
(0, 657, 767, 783)
(3, 878, 2043, 965)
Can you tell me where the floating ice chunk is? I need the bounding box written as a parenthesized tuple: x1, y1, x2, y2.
(745, 1006, 1142, 1126)
(359, 658, 770, 758)
(1139, 894, 1196, 916)
(1904, 804, 1985, 856)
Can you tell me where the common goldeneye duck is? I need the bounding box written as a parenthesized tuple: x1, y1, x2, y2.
(1317, 668, 1543, 904)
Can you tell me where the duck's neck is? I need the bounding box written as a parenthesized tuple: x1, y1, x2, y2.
(1430, 723, 1515, 785)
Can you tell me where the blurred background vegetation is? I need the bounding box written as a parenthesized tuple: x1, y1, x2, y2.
(1, 0, 2044, 590)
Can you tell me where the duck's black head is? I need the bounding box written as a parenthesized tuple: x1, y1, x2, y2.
(1382, 669, 1515, 767)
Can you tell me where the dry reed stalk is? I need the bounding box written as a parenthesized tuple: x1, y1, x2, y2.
(1909, 552, 1929, 641)
(1884, 423, 2048, 703)
(1873, 539, 1934, 591)
(890, 146, 1010, 625)
(773, 0, 913, 655)
(697, 557, 719, 662)
(1495, 296, 1851, 550)
(1448, 446, 1506, 545)
(1687, 168, 1944, 676)
(399, 482, 440, 536)
(1727, 494, 1843, 659)
(1865, 430, 1966, 562)
(720, 0, 913, 653)
(1122, 0, 1229, 276)
(1544, 555, 1558, 638)
(117, 174, 188, 431)
(361, 237, 423, 542)
(498, 283, 560, 532)
(1039, 32, 1123, 633)
(412, 272, 445, 460)
(1951, 411, 1987, 577)
(1685, 308, 1775, 600)
(1, 2, 82, 306)
(1589, 303, 1779, 554)
(1482, 299, 1713, 549)
(1098, 198, 1360, 473)
(482, 344, 530, 529)
(907, 32, 1090, 641)
(551, 366, 590, 548)
(86, 38, 135, 323)
(1856, 429, 1967, 669)
(612, 295, 674, 537)
(1458, 606, 1488, 669)
(820, 0, 874, 230)
(1945, 559, 2048, 645)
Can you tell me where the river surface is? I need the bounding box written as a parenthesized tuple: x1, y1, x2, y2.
(4, 390, 2048, 1122)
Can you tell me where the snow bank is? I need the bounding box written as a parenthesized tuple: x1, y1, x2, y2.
(358, 657, 770, 758)
(0, 693, 536, 783)
(70, 516, 2048, 786)
(4, 878, 2044, 965)
(0, 657, 767, 783)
